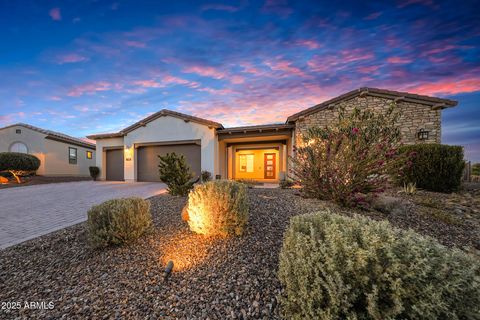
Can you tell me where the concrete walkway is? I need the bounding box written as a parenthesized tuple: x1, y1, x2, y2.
(0, 181, 166, 249)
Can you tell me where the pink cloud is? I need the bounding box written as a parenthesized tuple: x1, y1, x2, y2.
(0, 112, 26, 125)
(183, 65, 226, 79)
(56, 53, 88, 64)
(357, 65, 381, 74)
(67, 81, 112, 97)
(133, 80, 163, 88)
(198, 87, 234, 95)
(125, 40, 147, 48)
(240, 62, 262, 75)
(364, 12, 383, 20)
(230, 75, 245, 84)
(340, 49, 375, 63)
(132, 75, 199, 90)
(201, 4, 239, 12)
(387, 56, 412, 64)
(48, 96, 62, 101)
(397, 0, 436, 8)
(406, 77, 480, 95)
(295, 39, 321, 50)
(49, 8, 61, 21)
(422, 45, 472, 56)
(265, 59, 307, 77)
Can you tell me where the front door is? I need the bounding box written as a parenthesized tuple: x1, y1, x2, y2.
(264, 153, 276, 179)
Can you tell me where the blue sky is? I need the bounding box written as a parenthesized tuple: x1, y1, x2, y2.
(0, 0, 479, 161)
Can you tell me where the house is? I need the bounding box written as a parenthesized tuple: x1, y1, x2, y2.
(0, 123, 96, 176)
(87, 87, 457, 182)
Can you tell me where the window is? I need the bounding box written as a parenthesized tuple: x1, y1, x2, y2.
(69, 147, 77, 164)
(239, 154, 254, 172)
(15, 129, 21, 134)
(86, 151, 93, 159)
(9, 142, 28, 153)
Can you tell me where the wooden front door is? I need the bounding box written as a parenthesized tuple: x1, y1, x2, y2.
(264, 153, 276, 179)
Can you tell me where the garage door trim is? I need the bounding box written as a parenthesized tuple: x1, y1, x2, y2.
(134, 139, 201, 148)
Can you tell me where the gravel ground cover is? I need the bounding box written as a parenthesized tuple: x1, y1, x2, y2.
(1, 187, 478, 319)
(0, 189, 323, 319)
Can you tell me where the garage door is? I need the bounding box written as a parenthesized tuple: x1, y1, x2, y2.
(106, 149, 124, 181)
(137, 144, 201, 182)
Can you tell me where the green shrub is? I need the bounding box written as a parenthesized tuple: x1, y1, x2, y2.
(291, 105, 405, 208)
(89, 166, 100, 181)
(158, 152, 196, 196)
(278, 211, 480, 320)
(235, 178, 259, 189)
(279, 179, 295, 189)
(472, 163, 480, 176)
(183, 180, 248, 237)
(87, 197, 152, 248)
(200, 170, 212, 182)
(397, 144, 464, 192)
(0, 152, 41, 183)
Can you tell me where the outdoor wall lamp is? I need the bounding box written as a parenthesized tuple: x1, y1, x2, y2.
(124, 145, 133, 161)
(417, 128, 429, 140)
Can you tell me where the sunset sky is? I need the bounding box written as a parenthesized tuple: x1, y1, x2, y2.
(0, 0, 479, 161)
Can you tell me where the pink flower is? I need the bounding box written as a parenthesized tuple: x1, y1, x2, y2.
(352, 127, 359, 135)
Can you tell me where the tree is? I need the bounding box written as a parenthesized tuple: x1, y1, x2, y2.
(0, 152, 41, 183)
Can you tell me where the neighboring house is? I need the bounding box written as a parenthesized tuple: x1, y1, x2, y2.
(0, 123, 96, 176)
(87, 87, 457, 183)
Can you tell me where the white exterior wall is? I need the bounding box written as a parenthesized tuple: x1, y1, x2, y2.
(94, 137, 124, 180)
(123, 116, 217, 182)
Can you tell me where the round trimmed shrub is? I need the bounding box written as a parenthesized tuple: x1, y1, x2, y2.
(87, 197, 152, 248)
(89, 166, 100, 181)
(278, 211, 480, 320)
(183, 180, 248, 237)
(397, 144, 464, 192)
(0, 152, 41, 183)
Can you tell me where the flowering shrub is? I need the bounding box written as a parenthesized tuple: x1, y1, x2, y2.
(291, 105, 406, 208)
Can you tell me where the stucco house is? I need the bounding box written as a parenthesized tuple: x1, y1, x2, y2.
(0, 123, 96, 176)
(87, 87, 457, 183)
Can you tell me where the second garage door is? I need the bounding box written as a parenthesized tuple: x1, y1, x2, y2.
(137, 144, 201, 182)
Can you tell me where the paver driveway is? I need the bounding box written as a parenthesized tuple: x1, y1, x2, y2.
(0, 181, 166, 249)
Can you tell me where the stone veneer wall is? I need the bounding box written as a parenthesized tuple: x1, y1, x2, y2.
(294, 95, 441, 147)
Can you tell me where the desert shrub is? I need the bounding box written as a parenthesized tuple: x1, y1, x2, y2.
(236, 178, 259, 188)
(278, 211, 480, 320)
(87, 197, 152, 248)
(200, 170, 212, 182)
(0, 152, 40, 183)
(89, 166, 100, 181)
(183, 180, 248, 237)
(291, 105, 405, 208)
(279, 179, 294, 189)
(158, 152, 196, 196)
(473, 163, 480, 175)
(397, 144, 464, 192)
